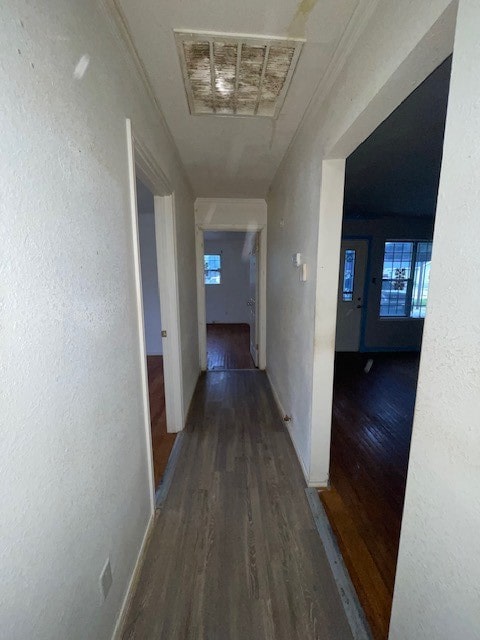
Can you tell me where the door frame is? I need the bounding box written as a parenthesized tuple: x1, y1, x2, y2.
(309, 4, 457, 486)
(195, 223, 267, 370)
(126, 119, 184, 508)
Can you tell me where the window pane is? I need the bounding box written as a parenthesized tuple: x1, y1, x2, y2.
(410, 242, 432, 318)
(380, 280, 408, 316)
(204, 254, 221, 270)
(204, 254, 221, 285)
(342, 249, 356, 301)
(380, 242, 413, 317)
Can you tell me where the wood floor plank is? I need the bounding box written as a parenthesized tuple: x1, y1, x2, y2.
(147, 356, 176, 488)
(123, 371, 354, 640)
(321, 352, 419, 640)
(206, 323, 256, 370)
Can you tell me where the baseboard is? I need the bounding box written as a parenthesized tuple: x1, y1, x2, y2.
(266, 371, 311, 486)
(305, 488, 373, 640)
(111, 511, 156, 640)
(155, 431, 185, 509)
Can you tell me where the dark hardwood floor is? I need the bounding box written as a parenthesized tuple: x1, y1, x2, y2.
(123, 371, 353, 640)
(147, 355, 176, 488)
(207, 323, 256, 370)
(320, 352, 420, 640)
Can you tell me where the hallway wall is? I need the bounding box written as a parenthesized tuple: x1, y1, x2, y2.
(390, 3, 480, 637)
(267, 0, 480, 638)
(1, 2, 197, 640)
(266, 0, 455, 480)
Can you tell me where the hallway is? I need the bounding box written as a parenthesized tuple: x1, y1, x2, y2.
(122, 371, 353, 640)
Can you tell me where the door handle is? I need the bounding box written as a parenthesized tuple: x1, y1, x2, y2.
(356, 304, 363, 309)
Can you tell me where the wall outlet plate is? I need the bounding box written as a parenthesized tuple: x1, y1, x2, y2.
(100, 558, 113, 602)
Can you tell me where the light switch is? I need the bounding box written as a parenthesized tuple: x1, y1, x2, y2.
(292, 253, 302, 267)
(300, 263, 307, 282)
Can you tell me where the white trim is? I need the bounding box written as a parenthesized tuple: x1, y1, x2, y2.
(126, 118, 185, 492)
(196, 223, 267, 370)
(267, 371, 312, 487)
(154, 195, 185, 431)
(111, 512, 155, 640)
(126, 119, 155, 513)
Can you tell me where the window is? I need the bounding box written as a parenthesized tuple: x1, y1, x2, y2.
(380, 241, 432, 318)
(204, 254, 221, 285)
(342, 249, 356, 301)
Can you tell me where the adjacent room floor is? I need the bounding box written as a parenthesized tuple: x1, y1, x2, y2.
(320, 352, 420, 640)
(206, 323, 256, 370)
(147, 356, 177, 488)
(122, 371, 353, 640)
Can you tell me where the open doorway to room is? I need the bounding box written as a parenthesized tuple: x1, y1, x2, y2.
(135, 177, 176, 488)
(320, 57, 452, 639)
(203, 231, 258, 370)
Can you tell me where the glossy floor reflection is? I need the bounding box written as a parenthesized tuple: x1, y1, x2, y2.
(321, 352, 420, 640)
(206, 323, 256, 370)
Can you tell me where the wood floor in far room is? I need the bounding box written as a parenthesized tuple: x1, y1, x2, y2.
(147, 355, 176, 488)
(207, 323, 256, 370)
(320, 352, 420, 640)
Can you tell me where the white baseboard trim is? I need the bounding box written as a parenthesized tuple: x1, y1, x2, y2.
(111, 511, 156, 640)
(266, 371, 311, 486)
(308, 479, 330, 488)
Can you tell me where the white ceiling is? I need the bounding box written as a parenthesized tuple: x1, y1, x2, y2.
(116, 0, 360, 197)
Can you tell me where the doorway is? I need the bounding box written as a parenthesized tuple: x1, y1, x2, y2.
(203, 231, 258, 371)
(126, 119, 185, 506)
(320, 57, 452, 639)
(136, 178, 176, 488)
(196, 223, 267, 371)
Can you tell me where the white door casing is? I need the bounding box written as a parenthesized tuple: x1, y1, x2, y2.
(196, 224, 267, 370)
(248, 235, 259, 365)
(126, 119, 184, 508)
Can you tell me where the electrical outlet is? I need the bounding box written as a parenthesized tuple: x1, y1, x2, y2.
(100, 558, 113, 602)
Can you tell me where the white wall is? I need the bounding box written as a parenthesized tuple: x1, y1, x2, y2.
(0, 2, 197, 639)
(390, 2, 480, 637)
(205, 234, 251, 324)
(195, 197, 267, 228)
(138, 212, 162, 355)
(267, 0, 455, 486)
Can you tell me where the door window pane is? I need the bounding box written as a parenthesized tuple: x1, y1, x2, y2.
(204, 254, 221, 285)
(342, 249, 356, 301)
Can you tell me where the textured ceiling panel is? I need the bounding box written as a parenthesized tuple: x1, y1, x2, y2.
(176, 31, 303, 118)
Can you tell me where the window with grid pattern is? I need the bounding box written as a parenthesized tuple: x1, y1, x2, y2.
(204, 254, 222, 285)
(380, 241, 432, 318)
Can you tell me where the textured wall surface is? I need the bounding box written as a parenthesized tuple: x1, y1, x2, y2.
(266, 0, 453, 483)
(205, 235, 251, 324)
(0, 2, 196, 639)
(139, 212, 163, 355)
(390, 2, 480, 637)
